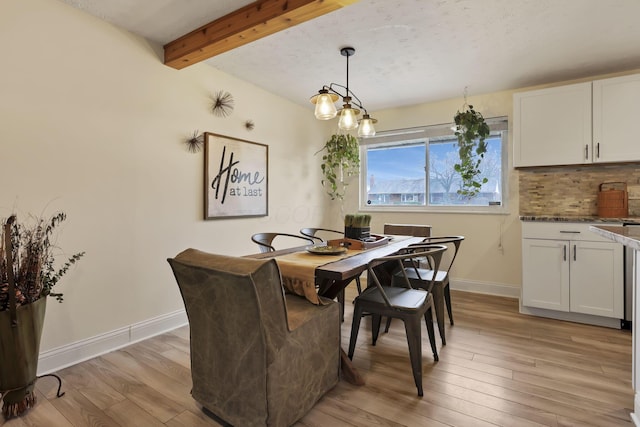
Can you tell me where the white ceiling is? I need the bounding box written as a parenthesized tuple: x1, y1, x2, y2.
(58, 0, 640, 113)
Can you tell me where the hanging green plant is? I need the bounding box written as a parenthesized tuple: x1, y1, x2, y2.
(316, 133, 360, 200)
(453, 104, 490, 198)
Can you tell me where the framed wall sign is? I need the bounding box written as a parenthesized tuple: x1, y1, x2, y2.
(204, 132, 268, 219)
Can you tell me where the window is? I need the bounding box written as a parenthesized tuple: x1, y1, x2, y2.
(360, 118, 508, 212)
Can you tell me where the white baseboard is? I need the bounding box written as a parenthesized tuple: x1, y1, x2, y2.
(633, 392, 640, 426)
(450, 278, 520, 299)
(37, 309, 188, 375)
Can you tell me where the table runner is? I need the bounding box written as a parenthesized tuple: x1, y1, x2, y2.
(276, 249, 359, 305)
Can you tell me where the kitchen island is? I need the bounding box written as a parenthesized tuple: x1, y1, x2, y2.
(590, 225, 640, 426)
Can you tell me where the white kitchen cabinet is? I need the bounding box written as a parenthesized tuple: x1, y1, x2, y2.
(522, 238, 570, 310)
(593, 73, 640, 163)
(521, 222, 623, 319)
(513, 73, 640, 167)
(513, 82, 592, 167)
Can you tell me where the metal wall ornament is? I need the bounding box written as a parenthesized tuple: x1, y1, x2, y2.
(211, 90, 235, 117)
(244, 120, 255, 131)
(185, 130, 204, 153)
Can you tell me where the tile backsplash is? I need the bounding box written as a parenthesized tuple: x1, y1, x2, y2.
(519, 163, 640, 217)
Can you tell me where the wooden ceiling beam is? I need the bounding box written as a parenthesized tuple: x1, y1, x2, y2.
(164, 0, 359, 70)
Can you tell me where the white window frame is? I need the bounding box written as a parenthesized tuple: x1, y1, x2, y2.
(359, 117, 509, 214)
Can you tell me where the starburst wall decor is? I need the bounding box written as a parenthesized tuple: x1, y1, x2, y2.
(185, 130, 204, 153)
(211, 90, 234, 117)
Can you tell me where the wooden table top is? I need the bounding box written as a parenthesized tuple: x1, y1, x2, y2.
(314, 236, 424, 281)
(248, 235, 424, 281)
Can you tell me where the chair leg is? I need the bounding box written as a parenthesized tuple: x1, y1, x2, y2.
(444, 283, 454, 325)
(403, 316, 424, 397)
(338, 289, 345, 322)
(424, 305, 439, 362)
(355, 276, 362, 294)
(371, 314, 383, 345)
(384, 316, 392, 333)
(348, 303, 364, 360)
(432, 283, 446, 345)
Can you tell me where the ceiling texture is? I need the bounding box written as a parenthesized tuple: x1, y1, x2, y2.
(58, 0, 640, 113)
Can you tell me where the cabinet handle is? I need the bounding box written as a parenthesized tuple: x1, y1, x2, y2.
(559, 230, 580, 234)
(573, 244, 577, 261)
(596, 142, 600, 158)
(563, 244, 567, 261)
(585, 144, 589, 160)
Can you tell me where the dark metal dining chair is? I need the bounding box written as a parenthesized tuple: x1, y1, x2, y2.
(299, 227, 362, 294)
(348, 244, 447, 396)
(383, 223, 431, 238)
(387, 236, 465, 345)
(300, 227, 344, 242)
(251, 232, 314, 253)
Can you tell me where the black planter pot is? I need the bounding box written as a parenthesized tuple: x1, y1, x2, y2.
(344, 226, 370, 240)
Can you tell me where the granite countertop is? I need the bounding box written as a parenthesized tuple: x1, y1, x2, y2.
(520, 215, 640, 224)
(590, 225, 640, 251)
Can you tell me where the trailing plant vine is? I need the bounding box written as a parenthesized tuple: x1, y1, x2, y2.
(453, 103, 490, 198)
(317, 133, 360, 200)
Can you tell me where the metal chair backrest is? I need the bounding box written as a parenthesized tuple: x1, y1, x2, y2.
(299, 227, 344, 242)
(251, 232, 315, 253)
(409, 236, 464, 276)
(383, 223, 431, 237)
(367, 244, 447, 305)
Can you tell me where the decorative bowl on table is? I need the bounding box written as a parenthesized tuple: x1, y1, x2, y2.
(306, 245, 348, 255)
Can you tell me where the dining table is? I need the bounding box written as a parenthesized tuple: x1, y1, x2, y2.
(248, 235, 426, 385)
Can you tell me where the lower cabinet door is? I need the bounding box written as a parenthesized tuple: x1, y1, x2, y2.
(569, 241, 624, 318)
(522, 238, 570, 311)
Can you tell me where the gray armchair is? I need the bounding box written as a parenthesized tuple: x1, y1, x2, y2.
(167, 249, 340, 427)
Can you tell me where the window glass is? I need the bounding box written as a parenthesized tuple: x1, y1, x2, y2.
(361, 119, 508, 212)
(366, 144, 426, 206)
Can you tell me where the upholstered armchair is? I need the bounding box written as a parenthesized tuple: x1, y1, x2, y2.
(167, 249, 340, 427)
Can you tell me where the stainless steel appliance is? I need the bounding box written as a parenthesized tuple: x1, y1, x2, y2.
(623, 223, 640, 329)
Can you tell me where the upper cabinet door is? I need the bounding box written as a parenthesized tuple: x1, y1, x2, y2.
(593, 74, 640, 163)
(513, 82, 592, 167)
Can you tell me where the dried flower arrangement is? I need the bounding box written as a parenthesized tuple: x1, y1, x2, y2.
(0, 212, 84, 419)
(0, 213, 84, 309)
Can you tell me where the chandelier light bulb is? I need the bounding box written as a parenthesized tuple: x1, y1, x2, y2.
(338, 106, 359, 131)
(358, 115, 376, 137)
(313, 92, 338, 120)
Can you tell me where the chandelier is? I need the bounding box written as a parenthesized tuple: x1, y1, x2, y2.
(309, 47, 377, 137)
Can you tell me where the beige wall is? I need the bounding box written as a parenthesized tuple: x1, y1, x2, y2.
(1, 0, 333, 352)
(342, 94, 523, 294)
(5, 0, 640, 362)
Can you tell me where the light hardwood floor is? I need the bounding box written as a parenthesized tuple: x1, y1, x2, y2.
(1, 287, 633, 426)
